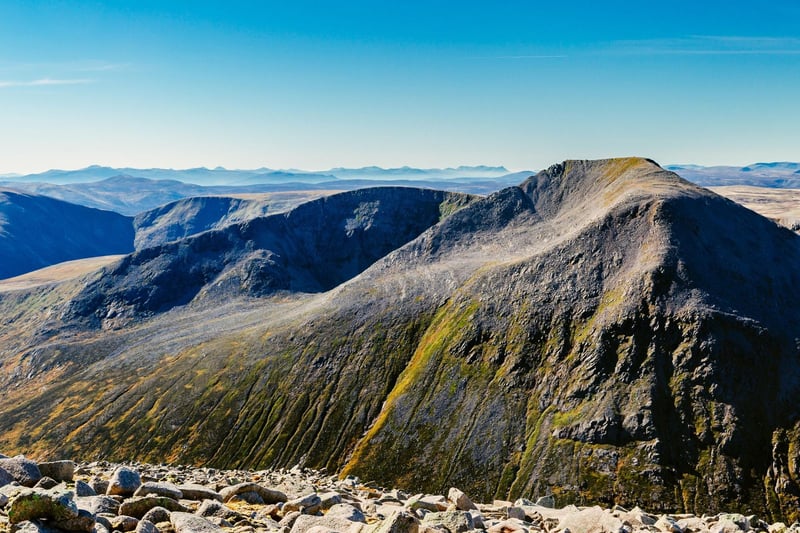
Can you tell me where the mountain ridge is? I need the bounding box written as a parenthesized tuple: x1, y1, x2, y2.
(1, 158, 800, 521)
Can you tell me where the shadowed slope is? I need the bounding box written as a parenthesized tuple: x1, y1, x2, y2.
(0, 190, 134, 279)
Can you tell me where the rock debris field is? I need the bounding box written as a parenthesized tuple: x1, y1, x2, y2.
(0, 454, 796, 533)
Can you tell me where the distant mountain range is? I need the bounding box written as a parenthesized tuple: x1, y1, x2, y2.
(665, 162, 800, 187)
(2, 159, 800, 520)
(0, 164, 513, 186)
(0, 167, 528, 215)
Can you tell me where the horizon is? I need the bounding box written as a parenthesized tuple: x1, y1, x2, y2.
(1, 1, 799, 173)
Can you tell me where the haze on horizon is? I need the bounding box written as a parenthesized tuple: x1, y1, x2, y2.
(1, 1, 798, 174)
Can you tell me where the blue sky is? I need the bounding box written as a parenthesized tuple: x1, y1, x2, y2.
(1, 1, 799, 173)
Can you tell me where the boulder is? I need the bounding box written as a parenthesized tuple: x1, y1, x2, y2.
(37, 460, 75, 482)
(78, 494, 120, 515)
(421, 510, 474, 533)
(75, 480, 96, 497)
(119, 495, 190, 518)
(110, 514, 140, 531)
(447, 488, 477, 512)
(327, 503, 367, 523)
(176, 483, 222, 502)
(170, 511, 224, 532)
(0, 456, 42, 487)
(142, 505, 172, 524)
(219, 482, 286, 504)
(557, 506, 624, 533)
(134, 481, 183, 500)
(55, 507, 97, 532)
(34, 476, 58, 490)
(534, 495, 555, 509)
(107, 467, 142, 497)
(135, 519, 160, 533)
(0, 466, 15, 487)
(7, 488, 79, 525)
(283, 493, 322, 514)
(290, 513, 364, 533)
(374, 511, 419, 533)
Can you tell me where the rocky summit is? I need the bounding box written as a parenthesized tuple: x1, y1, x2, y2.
(1, 158, 800, 522)
(0, 454, 796, 533)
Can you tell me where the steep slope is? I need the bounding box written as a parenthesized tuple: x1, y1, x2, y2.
(0, 189, 134, 279)
(1, 159, 800, 521)
(133, 196, 273, 249)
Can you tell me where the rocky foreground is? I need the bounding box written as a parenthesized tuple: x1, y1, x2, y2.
(0, 454, 796, 533)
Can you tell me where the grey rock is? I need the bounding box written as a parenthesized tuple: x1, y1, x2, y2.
(710, 519, 744, 533)
(142, 505, 172, 524)
(119, 496, 190, 518)
(90, 477, 109, 495)
(234, 490, 265, 504)
(421, 510, 474, 533)
(447, 488, 477, 512)
(195, 499, 240, 521)
(219, 482, 287, 504)
(7, 488, 78, 525)
(74, 480, 95, 497)
(0, 456, 42, 487)
(534, 495, 554, 509)
(55, 507, 97, 532)
(279, 511, 303, 528)
(374, 511, 419, 533)
(283, 493, 323, 514)
(95, 515, 114, 531)
(107, 467, 142, 497)
(319, 491, 343, 510)
(111, 514, 141, 531)
(290, 513, 363, 533)
(33, 476, 58, 490)
(327, 503, 367, 523)
(0, 466, 15, 487)
(7, 521, 70, 533)
(37, 461, 75, 482)
(134, 481, 183, 500)
(557, 506, 624, 533)
(78, 495, 120, 515)
(136, 519, 161, 533)
(170, 511, 224, 532)
(176, 484, 222, 502)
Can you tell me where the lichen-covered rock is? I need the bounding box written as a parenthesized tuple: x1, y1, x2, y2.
(170, 511, 223, 532)
(421, 510, 474, 533)
(119, 496, 190, 518)
(557, 506, 624, 533)
(55, 507, 97, 532)
(38, 460, 75, 482)
(0, 456, 42, 487)
(7, 488, 78, 525)
(327, 503, 367, 523)
(107, 467, 142, 497)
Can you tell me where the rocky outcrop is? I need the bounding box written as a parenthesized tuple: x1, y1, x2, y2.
(3, 456, 788, 532)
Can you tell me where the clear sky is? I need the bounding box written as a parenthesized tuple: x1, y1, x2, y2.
(1, 1, 799, 173)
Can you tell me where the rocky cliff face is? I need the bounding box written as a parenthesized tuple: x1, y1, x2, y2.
(1, 159, 799, 521)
